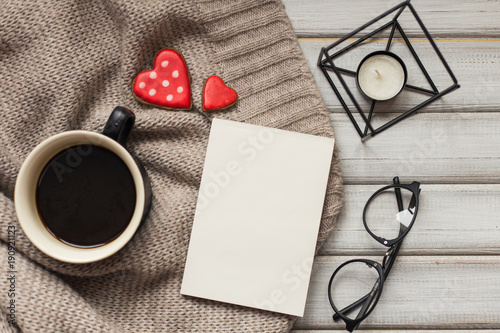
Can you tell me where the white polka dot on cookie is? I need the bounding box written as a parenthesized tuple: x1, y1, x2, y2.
(150, 72, 157, 79)
(139, 82, 145, 89)
(149, 89, 156, 96)
(172, 70, 179, 78)
(162, 80, 169, 87)
(161, 61, 169, 68)
(166, 94, 173, 101)
(177, 86, 183, 93)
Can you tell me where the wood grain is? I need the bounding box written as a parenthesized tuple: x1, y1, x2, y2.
(290, 328, 500, 333)
(330, 112, 500, 184)
(283, 0, 500, 38)
(285, 1, 500, 331)
(299, 40, 500, 113)
(294, 256, 500, 329)
(318, 185, 500, 256)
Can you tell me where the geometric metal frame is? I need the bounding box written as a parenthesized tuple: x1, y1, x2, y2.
(318, 0, 460, 141)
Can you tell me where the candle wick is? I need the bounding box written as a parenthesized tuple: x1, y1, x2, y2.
(375, 69, 381, 78)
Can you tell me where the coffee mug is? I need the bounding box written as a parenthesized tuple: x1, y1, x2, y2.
(15, 106, 152, 263)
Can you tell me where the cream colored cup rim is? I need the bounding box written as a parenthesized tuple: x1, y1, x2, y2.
(14, 130, 145, 264)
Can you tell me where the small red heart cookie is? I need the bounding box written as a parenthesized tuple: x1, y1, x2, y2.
(132, 48, 192, 110)
(202, 76, 238, 112)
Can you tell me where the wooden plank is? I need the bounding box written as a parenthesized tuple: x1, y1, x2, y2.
(299, 39, 500, 113)
(318, 185, 500, 256)
(292, 331, 500, 333)
(283, 0, 500, 38)
(290, 329, 500, 333)
(293, 256, 500, 329)
(330, 112, 500, 184)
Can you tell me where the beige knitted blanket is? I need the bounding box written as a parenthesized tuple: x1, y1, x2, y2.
(0, 0, 343, 331)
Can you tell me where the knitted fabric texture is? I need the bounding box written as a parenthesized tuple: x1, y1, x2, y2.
(0, 0, 344, 332)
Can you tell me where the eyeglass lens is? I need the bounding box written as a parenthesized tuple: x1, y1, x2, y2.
(329, 261, 381, 321)
(364, 186, 416, 241)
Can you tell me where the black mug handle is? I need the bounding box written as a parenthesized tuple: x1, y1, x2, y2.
(102, 106, 135, 147)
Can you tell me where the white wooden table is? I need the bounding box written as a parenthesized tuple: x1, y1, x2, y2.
(283, 0, 500, 331)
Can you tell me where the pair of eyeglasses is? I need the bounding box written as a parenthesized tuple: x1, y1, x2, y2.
(328, 177, 421, 332)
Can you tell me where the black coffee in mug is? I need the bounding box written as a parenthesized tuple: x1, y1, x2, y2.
(36, 144, 136, 248)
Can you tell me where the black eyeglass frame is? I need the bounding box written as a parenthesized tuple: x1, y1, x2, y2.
(363, 181, 420, 248)
(328, 258, 385, 332)
(328, 177, 421, 332)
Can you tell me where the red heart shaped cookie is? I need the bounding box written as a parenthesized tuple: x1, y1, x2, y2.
(132, 48, 192, 110)
(202, 76, 238, 112)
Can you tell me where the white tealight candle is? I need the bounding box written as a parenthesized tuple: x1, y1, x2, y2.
(357, 51, 407, 101)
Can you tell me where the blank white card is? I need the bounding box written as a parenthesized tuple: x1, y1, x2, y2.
(181, 118, 335, 317)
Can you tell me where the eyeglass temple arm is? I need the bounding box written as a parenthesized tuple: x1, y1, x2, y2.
(408, 188, 420, 211)
(354, 280, 381, 320)
(382, 177, 405, 277)
(332, 292, 370, 322)
(332, 295, 366, 321)
(332, 278, 382, 322)
(394, 176, 404, 210)
(384, 186, 420, 278)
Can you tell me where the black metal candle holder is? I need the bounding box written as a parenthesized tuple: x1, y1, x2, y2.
(318, 0, 460, 141)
